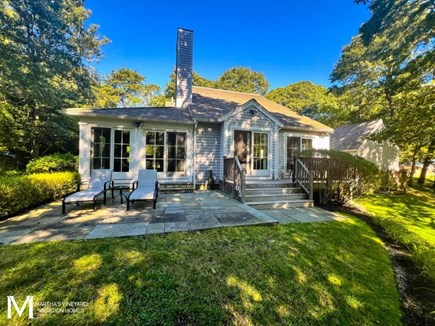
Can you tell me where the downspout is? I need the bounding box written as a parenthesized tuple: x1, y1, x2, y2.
(193, 119, 198, 190)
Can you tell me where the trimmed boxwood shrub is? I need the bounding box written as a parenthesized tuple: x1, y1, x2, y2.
(0, 172, 80, 217)
(26, 153, 78, 174)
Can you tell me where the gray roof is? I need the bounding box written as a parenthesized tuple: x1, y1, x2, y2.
(63, 87, 333, 132)
(62, 107, 193, 124)
(331, 119, 384, 151)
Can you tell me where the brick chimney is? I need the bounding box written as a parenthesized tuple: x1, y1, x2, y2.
(175, 28, 193, 108)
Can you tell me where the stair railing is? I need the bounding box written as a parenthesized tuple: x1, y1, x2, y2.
(294, 158, 314, 201)
(223, 155, 246, 203)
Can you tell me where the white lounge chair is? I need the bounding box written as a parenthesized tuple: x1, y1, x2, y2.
(127, 170, 159, 210)
(62, 169, 113, 214)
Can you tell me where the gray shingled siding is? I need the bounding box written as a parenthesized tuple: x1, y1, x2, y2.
(176, 29, 193, 108)
(196, 123, 222, 182)
(226, 105, 276, 153)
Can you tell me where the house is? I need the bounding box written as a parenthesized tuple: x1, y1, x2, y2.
(63, 28, 333, 206)
(330, 119, 400, 171)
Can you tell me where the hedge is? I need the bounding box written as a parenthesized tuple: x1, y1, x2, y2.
(0, 172, 80, 217)
(26, 153, 78, 174)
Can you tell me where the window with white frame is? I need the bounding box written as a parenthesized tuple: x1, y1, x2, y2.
(91, 127, 131, 172)
(145, 131, 187, 174)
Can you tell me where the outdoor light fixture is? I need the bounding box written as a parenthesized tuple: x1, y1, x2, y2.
(132, 121, 144, 128)
(250, 109, 256, 115)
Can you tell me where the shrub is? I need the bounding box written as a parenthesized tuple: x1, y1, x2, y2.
(302, 150, 380, 205)
(26, 153, 78, 174)
(0, 172, 80, 217)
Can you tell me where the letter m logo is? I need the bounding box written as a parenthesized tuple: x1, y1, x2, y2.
(7, 296, 34, 319)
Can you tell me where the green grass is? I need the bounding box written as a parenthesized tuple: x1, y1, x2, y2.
(0, 219, 401, 325)
(357, 180, 435, 281)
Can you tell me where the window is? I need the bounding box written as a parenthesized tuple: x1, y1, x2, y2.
(253, 132, 268, 170)
(301, 138, 313, 152)
(167, 132, 186, 173)
(92, 127, 111, 169)
(145, 131, 187, 174)
(114, 130, 130, 172)
(146, 132, 165, 172)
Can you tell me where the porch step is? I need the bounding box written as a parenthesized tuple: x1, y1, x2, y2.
(245, 187, 303, 196)
(245, 193, 307, 202)
(247, 200, 314, 210)
(245, 180, 296, 189)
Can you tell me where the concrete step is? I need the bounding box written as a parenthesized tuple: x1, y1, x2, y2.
(247, 200, 314, 209)
(245, 193, 308, 202)
(245, 187, 303, 196)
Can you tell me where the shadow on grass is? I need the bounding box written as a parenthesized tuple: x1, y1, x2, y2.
(0, 219, 402, 325)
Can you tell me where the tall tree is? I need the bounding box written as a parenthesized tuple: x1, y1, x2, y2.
(266, 81, 341, 127)
(215, 67, 269, 95)
(0, 0, 108, 166)
(93, 68, 161, 107)
(331, 0, 434, 183)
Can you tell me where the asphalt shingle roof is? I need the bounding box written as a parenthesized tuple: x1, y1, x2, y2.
(330, 119, 384, 151)
(63, 86, 333, 132)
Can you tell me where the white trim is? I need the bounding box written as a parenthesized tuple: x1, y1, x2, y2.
(218, 100, 284, 127)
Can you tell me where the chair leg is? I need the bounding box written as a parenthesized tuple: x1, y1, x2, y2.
(94, 200, 98, 211)
(103, 192, 107, 205)
(126, 199, 130, 211)
(62, 200, 66, 214)
(153, 199, 156, 209)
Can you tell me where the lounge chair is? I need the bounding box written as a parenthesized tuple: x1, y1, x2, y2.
(62, 169, 113, 214)
(127, 170, 159, 210)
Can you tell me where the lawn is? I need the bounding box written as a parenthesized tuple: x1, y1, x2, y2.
(356, 179, 435, 281)
(0, 218, 401, 325)
(357, 185, 435, 245)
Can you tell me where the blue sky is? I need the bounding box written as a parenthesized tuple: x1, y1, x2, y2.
(86, 0, 370, 91)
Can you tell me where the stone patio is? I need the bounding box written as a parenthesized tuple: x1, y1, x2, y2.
(0, 190, 344, 245)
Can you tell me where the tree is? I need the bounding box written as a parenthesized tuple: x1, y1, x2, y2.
(0, 0, 108, 167)
(266, 81, 342, 127)
(215, 67, 269, 95)
(331, 0, 434, 184)
(165, 70, 214, 100)
(93, 68, 161, 108)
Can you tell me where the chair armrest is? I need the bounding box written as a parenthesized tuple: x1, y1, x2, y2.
(132, 180, 138, 191)
(104, 180, 113, 192)
(77, 180, 89, 191)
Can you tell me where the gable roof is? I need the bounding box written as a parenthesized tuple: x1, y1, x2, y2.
(190, 86, 333, 132)
(330, 119, 384, 151)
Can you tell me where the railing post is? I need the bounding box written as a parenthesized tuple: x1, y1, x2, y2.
(232, 158, 236, 198)
(309, 171, 314, 201)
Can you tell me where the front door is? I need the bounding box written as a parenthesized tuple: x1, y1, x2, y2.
(234, 130, 250, 172)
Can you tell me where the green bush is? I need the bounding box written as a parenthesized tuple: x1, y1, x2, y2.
(26, 153, 78, 174)
(0, 172, 80, 217)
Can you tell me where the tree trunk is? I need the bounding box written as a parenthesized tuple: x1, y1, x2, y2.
(408, 147, 419, 187)
(417, 140, 434, 185)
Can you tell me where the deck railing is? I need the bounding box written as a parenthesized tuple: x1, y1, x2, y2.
(294, 158, 313, 200)
(298, 157, 356, 182)
(223, 155, 246, 203)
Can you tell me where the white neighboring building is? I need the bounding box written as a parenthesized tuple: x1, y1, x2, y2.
(331, 119, 400, 171)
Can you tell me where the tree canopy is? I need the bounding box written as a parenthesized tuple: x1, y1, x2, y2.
(215, 67, 269, 95)
(0, 0, 107, 166)
(266, 81, 342, 127)
(331, 0, 434, 184)
(92, 68, 161, 108)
